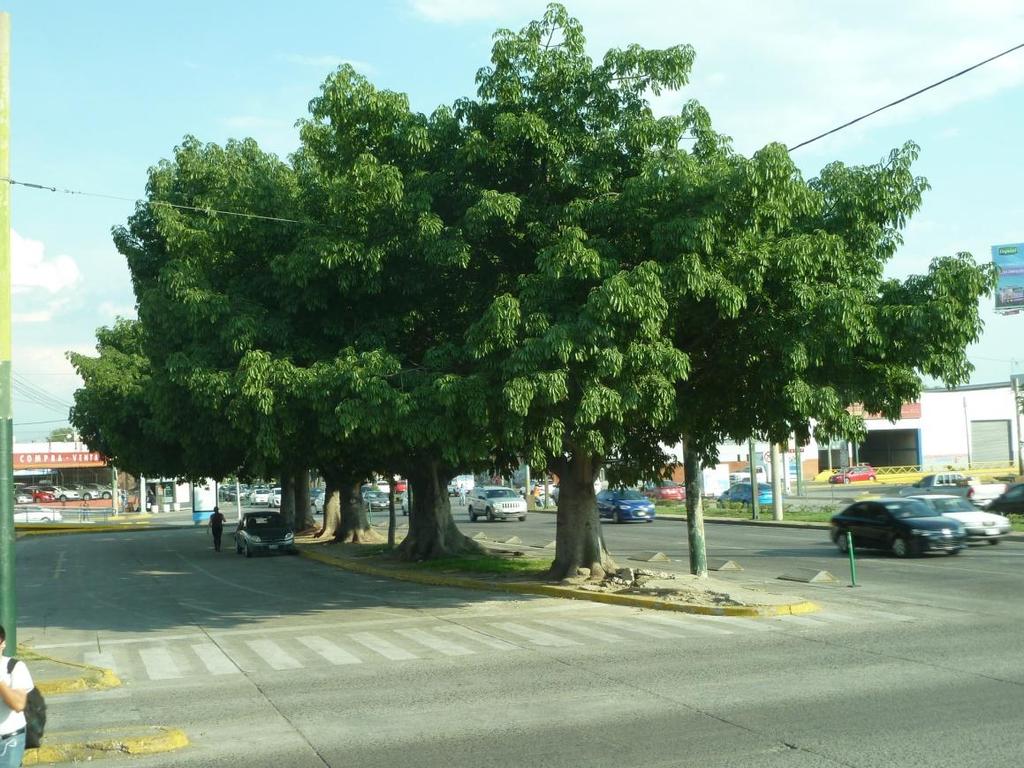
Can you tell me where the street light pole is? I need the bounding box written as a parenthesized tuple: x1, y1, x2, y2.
(0, 13, 15, 648)
(748, 437, 760, 520)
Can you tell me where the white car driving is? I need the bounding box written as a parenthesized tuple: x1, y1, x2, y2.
(907, 494, 1012, 543)
(467, 486, 528, 522)
(14, 506, 64, 523)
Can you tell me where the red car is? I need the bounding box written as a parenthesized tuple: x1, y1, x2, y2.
(828, 465, 877, 484)
(32, 489, 56, 502)
(644, 481, 686, 501)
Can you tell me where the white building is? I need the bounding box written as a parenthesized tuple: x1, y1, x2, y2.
(714, 382, 1022, 474)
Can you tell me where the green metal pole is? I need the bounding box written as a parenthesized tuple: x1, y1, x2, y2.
(0, 13, 14, 648)
(846, 531, 858, 587)
(748, 437, 760, 520)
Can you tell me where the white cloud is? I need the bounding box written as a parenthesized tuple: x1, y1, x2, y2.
(12, 229, 81, 295)
(408, 0, 1024, 156)
(98, 302, 137, 321)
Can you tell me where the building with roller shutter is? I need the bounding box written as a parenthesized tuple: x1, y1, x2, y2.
(822, 382, 1020, 471)
(712, 381, 1022, 476)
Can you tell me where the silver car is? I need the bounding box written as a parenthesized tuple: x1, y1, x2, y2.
(467, 486, 528, 522)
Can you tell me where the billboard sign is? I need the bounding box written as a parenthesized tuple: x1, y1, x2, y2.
(992, 243, 1024, 312)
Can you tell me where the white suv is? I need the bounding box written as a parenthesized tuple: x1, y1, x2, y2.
(467, 486, 527, 522)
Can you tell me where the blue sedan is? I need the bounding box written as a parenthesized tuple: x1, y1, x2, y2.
(720, 482, 774, 506)
(597, 489, 656, 523)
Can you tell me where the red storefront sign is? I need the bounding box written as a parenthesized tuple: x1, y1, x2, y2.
(847, 402, 922, 420)
(14, 451, 108, 469)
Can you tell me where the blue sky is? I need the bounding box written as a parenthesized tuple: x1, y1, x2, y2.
(6, 0, 1024, 440)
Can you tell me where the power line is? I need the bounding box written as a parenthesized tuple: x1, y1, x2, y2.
(0, 176, 312, 226)
(13, 419, 69, 427)
(788, 41, 1024, 151)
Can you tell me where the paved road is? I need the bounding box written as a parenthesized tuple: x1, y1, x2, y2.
(13, 525, 1024, 767)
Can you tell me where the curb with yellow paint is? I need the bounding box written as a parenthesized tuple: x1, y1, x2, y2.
(15, 521, 155, 536)
(297, 546, 819, 618)
(23, 727, 189, 765)
(17, 648, 123, 695)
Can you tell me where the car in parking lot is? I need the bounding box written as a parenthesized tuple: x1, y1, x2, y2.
(13, 506, 64, 523)
(643, 481, 685, 502)
(269, 487, 282, 507)
(907, 494, 1012, 543)
(310, 488, 325, 515)
(233, 512, 295, 557)
(248, 487, 271, 505)
(23, 486, 56, 503)
(830, 498, 966, 557)
(362, 490, 392, 516)
(467, 486, 528, 522)
(719, 482, 773, 507)
(828, 464, 877, 484)
(15, 489, 32, 504)
(597, 489, 656, 523)
(78, 484, 112, 500)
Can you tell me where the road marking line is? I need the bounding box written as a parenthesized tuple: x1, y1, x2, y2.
(297, 636, 362, 665)
(394, 628, 475, 656)
(349, 632, 418, 661)
(191, 642, 239, 675)
(245, 639, 303, 670)
(434, 626, 520, 650)
(773, 615, 830, 628)
(491, 622, 580, 647)
(138, 647, 182, 680)
(533, 618, 622, 642)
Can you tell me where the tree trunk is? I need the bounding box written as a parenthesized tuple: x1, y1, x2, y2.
(337, 479, 384, 544)
(397, 460, 482, 560)
(548, 453, 616, 581)
(683, 439, 708, 578)
(279, 470, 296, 529)
(315, 475, 340, 539)
(294, 469, 313, 531)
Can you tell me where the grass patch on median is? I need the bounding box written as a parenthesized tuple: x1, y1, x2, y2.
(416, 553, 551, 576)
(658, 502, 839, 523)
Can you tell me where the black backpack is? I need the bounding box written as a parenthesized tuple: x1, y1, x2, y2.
(6, 658, 46, 749)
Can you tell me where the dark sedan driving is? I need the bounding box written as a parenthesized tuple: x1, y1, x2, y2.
(234, 512, 296, 557)
(830, 498, 966, 558)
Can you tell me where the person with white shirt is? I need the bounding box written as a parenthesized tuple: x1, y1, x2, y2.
(0, 625, 33, 768)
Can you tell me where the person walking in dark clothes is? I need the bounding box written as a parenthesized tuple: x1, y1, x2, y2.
(209, 506, 226, 552)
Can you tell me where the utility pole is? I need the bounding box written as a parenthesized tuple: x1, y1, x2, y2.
(748, 437, 760, 520)
(770, 442, 783, 521)
(793, 432, 804, 497)
(1013, 375, 1023, 477)
(0, 13, 14, 647)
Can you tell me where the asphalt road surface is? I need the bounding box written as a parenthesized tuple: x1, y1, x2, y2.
(12, 522, 1024, 767)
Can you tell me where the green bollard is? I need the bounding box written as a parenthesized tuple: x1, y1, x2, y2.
(846, 530, 858, 587)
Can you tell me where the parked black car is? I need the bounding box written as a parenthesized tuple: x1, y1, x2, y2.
(830, 498, 966, 557)
(987, 483, 1024, 517)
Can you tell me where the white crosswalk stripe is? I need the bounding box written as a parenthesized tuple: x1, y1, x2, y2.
(246, 639, 303, 670)
(84, 651, 118, 674)
(533, 618, 624, 642)
(591, 617, 683, 639)
(640, 613, 738, 635)
(434, 625, 520, 650)
(491, 622, 581, 647)
(298, 636, 363, 665)
(139, 647, 182, 680)
(191, 642, 240, 675)
(349, 632, 419, 660)
(394, 628, 475, 656)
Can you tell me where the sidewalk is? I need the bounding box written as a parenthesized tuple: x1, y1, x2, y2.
(12, 648, 189, 765)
